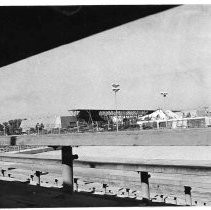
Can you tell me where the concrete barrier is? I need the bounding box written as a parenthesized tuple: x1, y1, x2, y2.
(0, 128, 211, 146)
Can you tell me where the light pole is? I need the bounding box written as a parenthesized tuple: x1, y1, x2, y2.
(160, 92, 168, 111)
(112, 84, 120, 132)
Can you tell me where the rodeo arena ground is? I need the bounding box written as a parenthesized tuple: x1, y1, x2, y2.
(1, 3, 211, 208)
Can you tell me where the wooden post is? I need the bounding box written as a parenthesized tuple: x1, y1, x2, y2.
(139, 171, 150, 201)
(62, 146, 78, 193)
(184, 186, 192, 206)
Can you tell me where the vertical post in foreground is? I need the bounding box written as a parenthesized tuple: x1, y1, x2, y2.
(139, 171, 150, 201)
(184, 186, 192, 206)
(62, 146, 74, 193)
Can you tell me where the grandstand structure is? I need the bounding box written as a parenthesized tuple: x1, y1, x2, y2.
(69, 109, 154, 120)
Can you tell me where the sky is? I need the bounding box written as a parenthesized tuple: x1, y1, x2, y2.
(0, 5, 211, 121)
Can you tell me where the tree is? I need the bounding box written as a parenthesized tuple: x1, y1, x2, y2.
(1, 119, 22, 135)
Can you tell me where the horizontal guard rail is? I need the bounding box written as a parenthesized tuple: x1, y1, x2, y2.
(1, 154, 211, 176)
(1, 128, 211, 146)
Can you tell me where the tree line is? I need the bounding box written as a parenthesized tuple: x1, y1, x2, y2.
(0, 119, 22, 135)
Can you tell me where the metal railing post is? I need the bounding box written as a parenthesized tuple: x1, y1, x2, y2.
(61, 146, 78, 193)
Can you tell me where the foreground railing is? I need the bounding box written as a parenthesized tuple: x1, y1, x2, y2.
(0, 153, 211, 205)
(0, 128, 211, 206)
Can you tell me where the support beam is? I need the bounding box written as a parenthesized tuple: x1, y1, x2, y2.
(2, 154, 211, 176)
(184, 186, 192, 206)
(62, 146, 74, 193)
(61, 146, 78, 193)
(139, 171, 150, 200)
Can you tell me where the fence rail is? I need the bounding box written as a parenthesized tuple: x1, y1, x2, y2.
(0, 128, 211, 146)
(1, 154, 211, 176)
(0, 153, 211, 206)
(1, 128, 211, 206)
